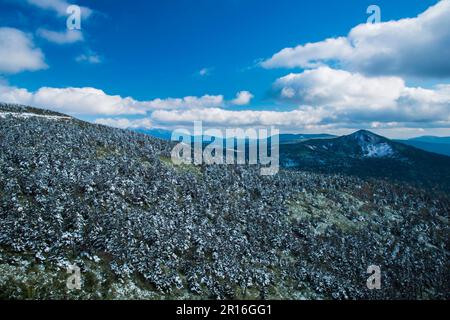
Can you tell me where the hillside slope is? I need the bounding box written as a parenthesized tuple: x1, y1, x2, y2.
(0, 103, 448, 299)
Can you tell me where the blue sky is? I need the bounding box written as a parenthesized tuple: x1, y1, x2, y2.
(0, 0, 449, 138)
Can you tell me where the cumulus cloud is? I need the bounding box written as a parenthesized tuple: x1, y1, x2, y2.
(143, 95, 224, 110)
(262, 0, 450, 78)
(263, 37, 353, 69)
(272, 67, 450, 126)
(37, 28, 83, 44)
(145, 67, 450, 130)
(231, 91, 254, 106)
(0, 27, 47, 74)
(0, 84, 227, 115)
(0, 85, 146, 115)
(274, 67, 405, 109)
(30, 87, 147, 115)
(2, 72, 447, 130)
(26, 0, 93, 18)
(1, 65, 447, 131)
(151, 107, 323, 128)
(94, 117, 153, 129)
(0, 83, 33, 103)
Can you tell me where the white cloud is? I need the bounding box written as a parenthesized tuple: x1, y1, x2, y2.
(231, 91, 254, 106)
(0, 27, 47, 74)
(150, 104, 450, 132)
(2, 66, 447, 132)
(37, 28, 83, 44)
(151, 107, 323, 128)
(0, 84, 226, 115)
(31, 87, 147, 115)
(1, 76, 447, 130)
(94, 117, 153, 129)
(263, 37, 353, 69)
(274, 67, 405, 110)
(0, 83, 33, 103)
(147, 67, 450, 130)
(27, 0, 93, 18)
(262, 0, 450, 78)
(0, 85, 146, 115)
(76, 52, 102, 64)
(143, 95, 224, 110)
(272, 67, 450, 126)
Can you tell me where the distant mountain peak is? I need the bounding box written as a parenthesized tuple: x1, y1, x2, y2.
(341, 130, 393, 158)
(326, 130, 390, 158)
(348, 129, 384, 141)
(354, 129, 374, 135)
